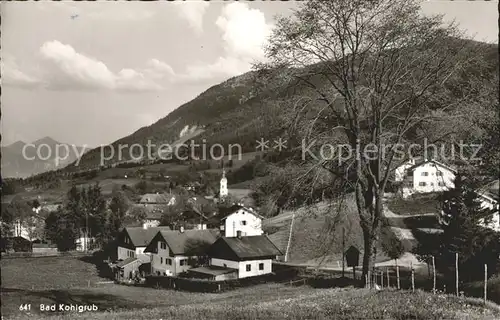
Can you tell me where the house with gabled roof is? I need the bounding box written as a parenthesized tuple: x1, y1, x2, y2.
(116, 226, 171, 263)
(136, 193, 176, 228)
(217, 204, 264, 238)
(395, 158, 457, 198)
(199, 235, 282, 279)
(476, 179, 500, 232)
(139, 193, 176, 205)
(144, 228, 219, 276)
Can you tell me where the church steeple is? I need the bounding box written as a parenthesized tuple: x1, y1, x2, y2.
(220, 168, 228, 198)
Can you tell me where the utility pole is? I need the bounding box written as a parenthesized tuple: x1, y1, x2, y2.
(342, 227, 345, 277)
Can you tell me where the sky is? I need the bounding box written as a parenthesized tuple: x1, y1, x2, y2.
(1, 1, 498, 148)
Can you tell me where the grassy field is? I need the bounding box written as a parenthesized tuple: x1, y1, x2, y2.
(6, 287, 500, 320)
(264, 199, 390, 266)
(387, 193, 441, 215)
(0, 256, 109, 291)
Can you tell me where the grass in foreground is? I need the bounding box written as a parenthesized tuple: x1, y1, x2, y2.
(0, 256, 108, 290)
(7, 288, 500, 320)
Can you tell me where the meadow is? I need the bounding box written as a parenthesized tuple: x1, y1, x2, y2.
(6, 287, 500, 320)
(2, 255, 499, 320)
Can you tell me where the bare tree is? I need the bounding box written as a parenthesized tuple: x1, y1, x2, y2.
(258, 0, 491, 280)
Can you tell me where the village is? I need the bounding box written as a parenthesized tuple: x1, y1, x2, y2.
(3, 159, 499, 289)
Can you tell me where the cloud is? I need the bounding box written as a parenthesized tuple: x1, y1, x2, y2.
(147, 59, 176, 78)
(0, 55, 41, 88)
(171, 1, 210, 34)
(37, 41, 163, 92)
(216, 2, 272, 61)
(179, 3, 273, 83)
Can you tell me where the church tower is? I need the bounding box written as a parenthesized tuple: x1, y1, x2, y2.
(220, 168, 228, 198)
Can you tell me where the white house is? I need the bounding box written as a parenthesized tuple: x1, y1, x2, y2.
(12, 220, 31, 240)
(144, 228, 219, 276)
(204, 235, 282, 279)
(395, 159, 457, 198)
(116, 226, 171, 262)
(476, 181, 500, 232)
(75, 234, 96, 251)
(218, 205, 264, 238)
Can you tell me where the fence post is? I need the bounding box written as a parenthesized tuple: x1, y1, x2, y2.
(88, 280, 90, 288)
(367, 271, 371, 289)
(381, 271, 384, 288)
(432, 256, 436, 293)
(411, 261, 415, 292)
(484, 264, 488, 304)
(386, 268, 390, 288)
(396, 260, 400, 290)
(455, 253, 459, 297)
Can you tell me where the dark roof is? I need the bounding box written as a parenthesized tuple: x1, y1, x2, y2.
(144, 229, 219, 255)
(479, 180, 499, 197)
(179, 209, 209, 223)
(210, 235, 282, 260)
(406, 159, 457, 173)
(139, 193, 174, 204)
(217, 204, 244, 219)
(116, 257, 138, 268)
(188, 266, 237, 276)
(124, 226, 172, 247)
(217, 205, 264, 221)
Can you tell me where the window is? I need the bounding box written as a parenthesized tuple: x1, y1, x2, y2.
(419, 182, 426, 186)
(167, 258, 172, 266)
(246, 264, 251, 272)
(438, 182, 445, 187)
(241, 220, 247, 226)
(259, 263, 264, 270)
(430, 182, 434, 186)
(421, 172, 429, 176)
(180, 259, 186, 266)
(436, 171, 443, 176)
(160, 242, 167, 250)
(161, 257, 163, 264)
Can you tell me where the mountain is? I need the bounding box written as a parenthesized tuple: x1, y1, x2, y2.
(65, 39, 499, 172)
(1, 137, 89, 178)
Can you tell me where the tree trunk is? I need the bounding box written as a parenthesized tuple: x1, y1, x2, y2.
(358, 187, 383, 283)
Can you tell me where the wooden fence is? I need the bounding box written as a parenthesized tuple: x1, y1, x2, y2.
(145, 265, 303, 293)
(366, 255, 499, 305)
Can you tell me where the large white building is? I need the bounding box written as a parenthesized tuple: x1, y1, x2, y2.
(219, 205, 264, 238)
(144, 228, 219, 276)
(395, 159, 457, 198)
(204, 235, 282, 279)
